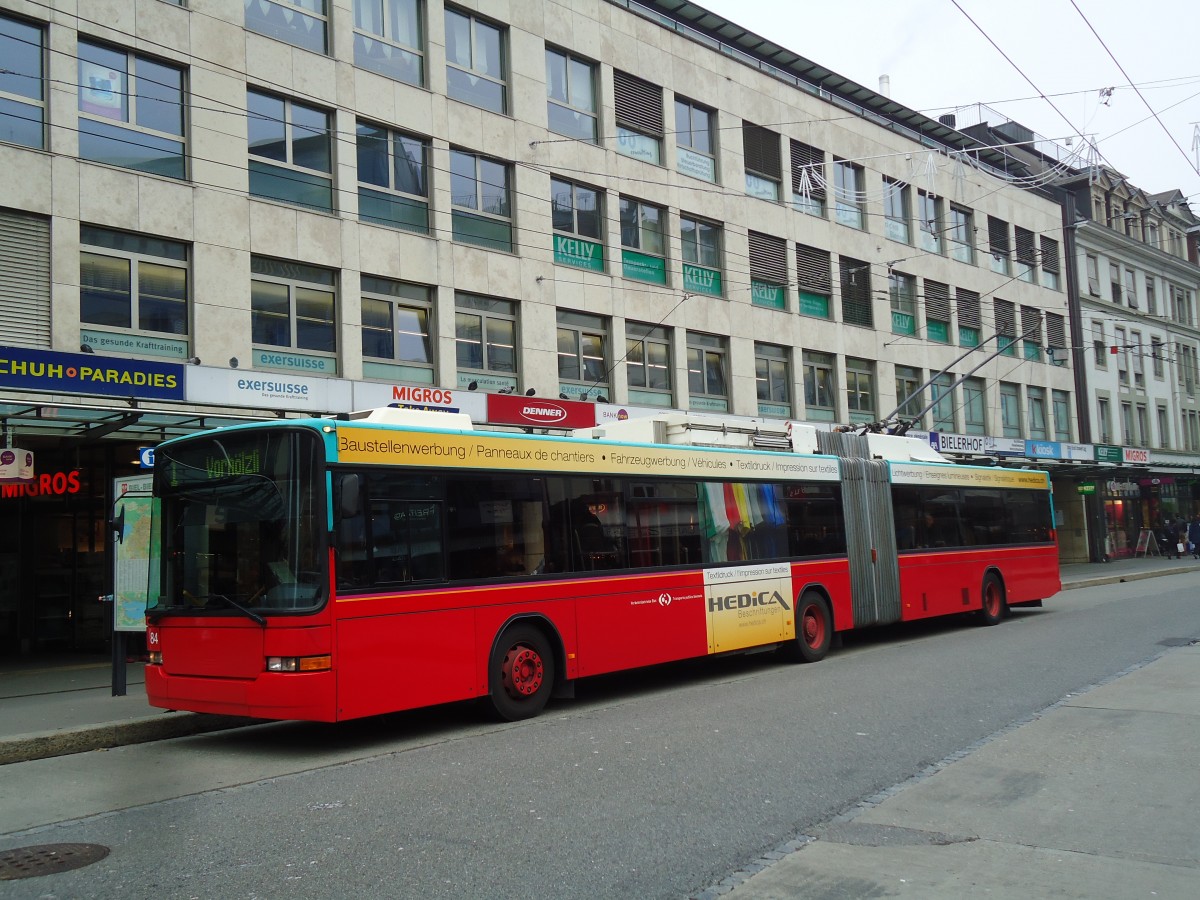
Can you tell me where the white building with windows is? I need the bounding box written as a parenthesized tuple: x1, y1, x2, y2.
(0, 0, 1084, 651)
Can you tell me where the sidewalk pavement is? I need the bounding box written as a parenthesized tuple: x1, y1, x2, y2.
(2, 557, 1199, 897)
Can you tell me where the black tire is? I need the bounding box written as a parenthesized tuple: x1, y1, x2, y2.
(782, 591, 833, 663)
(978, 573, 1006, 626)
(489, 623, 555, 721)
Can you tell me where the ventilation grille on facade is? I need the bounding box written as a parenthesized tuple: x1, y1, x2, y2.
(613, 70, 663, 136)
(796, 244, 831, 293)
(749, 231, 787, 283)
(790, 140, 825, 199)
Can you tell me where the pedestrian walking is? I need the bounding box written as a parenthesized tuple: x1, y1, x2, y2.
(1188, 517, 1200, 559)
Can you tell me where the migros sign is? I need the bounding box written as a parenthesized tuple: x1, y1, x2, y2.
(1, 470, 81, 499)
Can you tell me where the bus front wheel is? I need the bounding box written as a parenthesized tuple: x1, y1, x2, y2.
(979, 573, 1007, 626)
(782, 591, 832, 663)
(489, 624, 555, 721)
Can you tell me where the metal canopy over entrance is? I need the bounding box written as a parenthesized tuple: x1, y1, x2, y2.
(0, 401, 274, 446)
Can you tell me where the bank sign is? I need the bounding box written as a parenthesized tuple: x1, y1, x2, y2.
(0, 345, 184, 400)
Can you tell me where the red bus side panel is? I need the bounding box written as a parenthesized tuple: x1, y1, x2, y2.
(897, 546, 1059, 621)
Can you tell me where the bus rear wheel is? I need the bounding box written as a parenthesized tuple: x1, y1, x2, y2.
(782, 591, 832, 663)
(979, 573, 1007, 626)
(489, 624, 555, 721)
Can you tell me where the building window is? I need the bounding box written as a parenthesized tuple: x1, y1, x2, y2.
(680, 216, 722, 297)
(1120, 402, 1134, 445)
(626, 322, 672, 407)
(1040, 236, 1060, 289)
(619, 196, 666, 283)
(791, 141, 825, 217)
(357, 121, 429, 233)
(675, 98, 716, 182)
(964, 377, 986, 435)
(748, 232, 786, 309)
(245, 0, 328, 54)
(1125, 268, 1137, 309)
(1046, 313, 1067, 367)
(895, 365, 923, 426)
(0, 209, 51, 347)
(1110, 263, 1122, 304)
(999, 382, 1021, 438)
(546, 47, 596, 142)
(1146, 276, 1157, 315)
(353, 0, 423, 86)
(450, 149, 512, 252)
(1096, 396, 1111, 444)
(1093, 321, 1107, 369)
(840, 257, 873, 327)
(1151, 337, 1165, 378)
(1027, 386, 1048, 440)
(551, 178, 603, 270)
(0, 13, 45, 149)
(1014, 226, 1036, 283)
(1020, 305, 1043, 361)
(1156, 405, 1170, 449)
(1131, 331, 1144, 388)
(455, 293, 516, 390)
(994, 299, 1017, 357)
(686, 332, 728, 412)
(1086, 254, 1100, 295)
(613, 70, 662, 164)
(557, 311, 609, 400)
(1115, 326, 1129, 386)
(956, 288, 981, 348)
(360, 275, 433, 383)
(248, 89, 332, 211)
(889, 271, 916, 336)
(987, 216, 1010, 275)
(917, 191, 942, 253)
(79, 226, 189, 353)
(924, 280, 951, 344)
(78, 39, 185, 179)
(755, 343, 791, 417)
(445, 7, 506, 114)
(1052, 390, 1071, 442)
(251, 256, 337, 368)
(803, 350, 836, 421)
(845, 358, 876, 423)
(742, 122, 781, 201)
(833, 159, 864, 229)
(948, 206, 974, 264)
(796, 244, 832, 318)
(1136, 404, 1150, 448)
(883, 178, 910, 243)
(931, 373, 955, 432)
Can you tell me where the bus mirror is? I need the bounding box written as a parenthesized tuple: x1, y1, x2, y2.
(339, 474, 361, 518)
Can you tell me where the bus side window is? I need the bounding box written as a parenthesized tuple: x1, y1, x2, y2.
(335, 478, 370, 590)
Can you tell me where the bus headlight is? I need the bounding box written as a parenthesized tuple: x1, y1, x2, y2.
(147, 651, 163, 666)
(266, 655, 331, 673)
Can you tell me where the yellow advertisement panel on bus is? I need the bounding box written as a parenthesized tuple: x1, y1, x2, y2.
(704, 562, 794, 653)
(336, 426, 841, 482)
(889, 463, 1049, 490)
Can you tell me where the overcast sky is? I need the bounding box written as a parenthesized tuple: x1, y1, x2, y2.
(700, 0, 1199, 205)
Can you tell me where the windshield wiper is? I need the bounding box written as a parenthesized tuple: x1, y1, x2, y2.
(205, 593, 267, 626)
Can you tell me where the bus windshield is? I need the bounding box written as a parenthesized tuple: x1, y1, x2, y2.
(151, 428, 326, 617)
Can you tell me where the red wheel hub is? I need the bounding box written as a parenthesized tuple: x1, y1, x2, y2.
(801, 606, 825, 648)
(502, 645, 544, 698)
(984, 585, 1000, 616)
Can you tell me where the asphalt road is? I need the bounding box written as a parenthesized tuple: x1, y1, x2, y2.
(2, 575, 1198, 899)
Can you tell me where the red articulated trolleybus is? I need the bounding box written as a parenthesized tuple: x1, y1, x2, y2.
(144, 408, 1060, 722)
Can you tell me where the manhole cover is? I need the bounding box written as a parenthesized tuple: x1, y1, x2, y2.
(0, 844, 110, 880)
